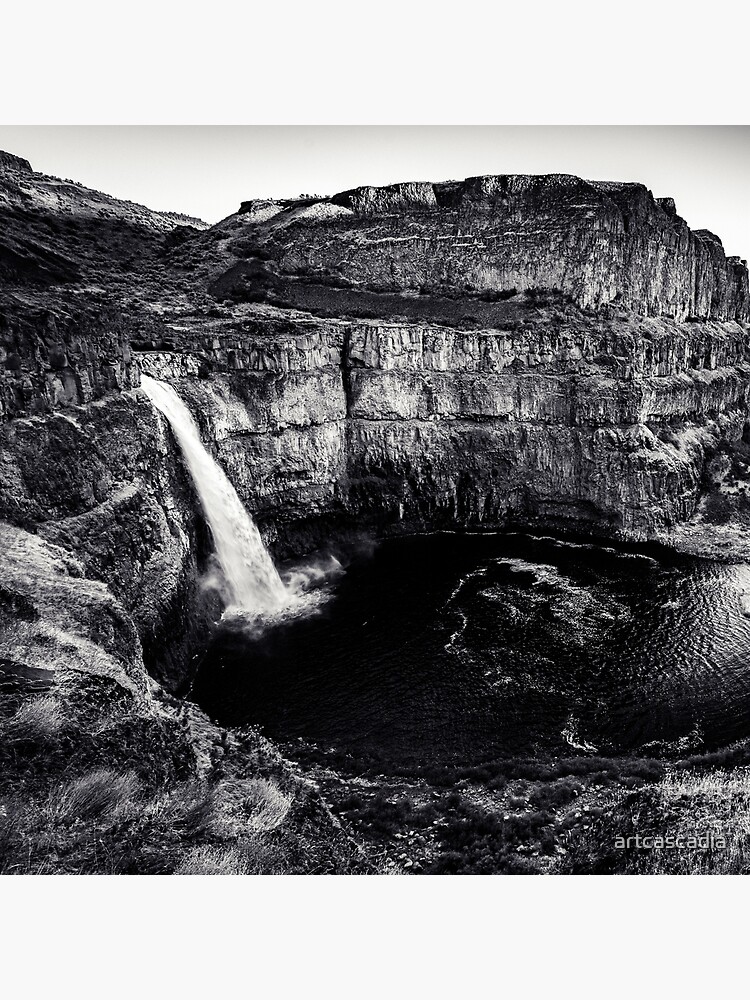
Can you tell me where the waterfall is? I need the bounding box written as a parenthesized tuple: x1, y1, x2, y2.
(141, 375, 289, 616)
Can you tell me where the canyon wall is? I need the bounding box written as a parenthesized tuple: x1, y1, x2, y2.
(2, 158, 750, 873)
(234, 175, 749, 322)
(134, 304, 750, 555)
(0, 299, 223, 688)
(0, 301, 139, 420)
(0, 153, 370, 874)
(1, 169, 749, 697)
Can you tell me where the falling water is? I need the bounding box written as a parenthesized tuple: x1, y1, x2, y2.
(141, 375, 289, 616)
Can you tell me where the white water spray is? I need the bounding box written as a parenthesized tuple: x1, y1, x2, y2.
(141, 375, 290, 617)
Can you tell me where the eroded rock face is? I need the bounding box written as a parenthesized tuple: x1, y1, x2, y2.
(0, 151, 31, 173)
(342, 318, 747, 537)
(0, 523, 146, 698)
(0, 386, 220, 688)
(134, 305, 750, 548)
(219, 175, 749, 323)
(0, 302, 139, 420)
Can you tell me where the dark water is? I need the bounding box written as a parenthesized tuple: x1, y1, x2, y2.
(192, 534, 750, 769)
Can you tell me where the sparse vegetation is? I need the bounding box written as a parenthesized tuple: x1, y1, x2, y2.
(4, 152, 750, 877)
(289, 732, 750, 875)
(561, 769, 750, 874)
(0, 692, 372, 875)
(3, 696, 65, 745)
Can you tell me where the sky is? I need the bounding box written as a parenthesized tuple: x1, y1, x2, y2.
(1, 126, 748, 260)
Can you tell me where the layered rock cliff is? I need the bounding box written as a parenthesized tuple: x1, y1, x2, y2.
(131, 300, 749, 554)
(152, 176, 747, 552)
(213, 175, 749, 322)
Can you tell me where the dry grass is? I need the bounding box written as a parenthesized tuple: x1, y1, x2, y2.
(199, 776, 294, 839)
(0, 675, 373, 875)
(242, 779, 293, 831)
(176, 844, 255, 875)
(48, 769, 141, 824)
(0, 760, 367, 874)
(0, 773, 216, 875)
(560, 767, 750, 874)
(4, 697, 65, 745)
(638, 769, 750, 875)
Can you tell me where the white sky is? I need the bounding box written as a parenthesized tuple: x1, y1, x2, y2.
(1, 125, 748, 260)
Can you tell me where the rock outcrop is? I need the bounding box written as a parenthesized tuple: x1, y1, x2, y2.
(224, 175, 749, 322)
(0, 151, 31, 173)
(0, 301, 139, 420)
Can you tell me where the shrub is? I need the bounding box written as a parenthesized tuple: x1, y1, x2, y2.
(560, 769, 750, 875)
(477, 287, 518, 302)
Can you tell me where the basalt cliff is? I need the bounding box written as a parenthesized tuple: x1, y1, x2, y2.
(0, 154, 749, 873)
(141, 172, 749, 557)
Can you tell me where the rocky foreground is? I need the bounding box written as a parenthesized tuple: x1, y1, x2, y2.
(2, 152, 750, 873)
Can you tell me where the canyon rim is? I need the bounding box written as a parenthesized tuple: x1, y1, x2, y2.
(2, 145, 750, 875)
